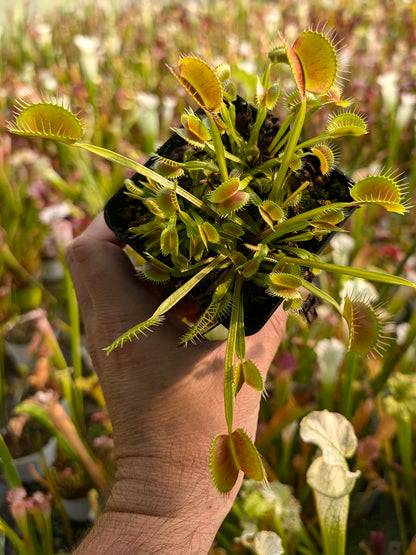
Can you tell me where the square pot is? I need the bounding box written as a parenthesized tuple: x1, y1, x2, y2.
(104, 97, 355, 335)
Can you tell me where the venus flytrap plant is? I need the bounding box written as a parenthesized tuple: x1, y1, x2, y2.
(7, 28, 416, 493)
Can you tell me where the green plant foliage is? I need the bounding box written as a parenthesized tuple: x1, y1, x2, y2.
(327, 111, 368, 137)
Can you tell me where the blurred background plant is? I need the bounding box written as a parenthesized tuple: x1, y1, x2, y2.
(1, 0, 415, 552)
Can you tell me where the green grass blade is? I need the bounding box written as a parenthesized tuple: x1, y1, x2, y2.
(0, 434, 22, 487)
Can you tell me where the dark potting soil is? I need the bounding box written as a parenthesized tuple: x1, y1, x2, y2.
(1, 417, 51, 459)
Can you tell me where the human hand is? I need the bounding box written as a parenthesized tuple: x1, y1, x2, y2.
(66, 212, 287, 554)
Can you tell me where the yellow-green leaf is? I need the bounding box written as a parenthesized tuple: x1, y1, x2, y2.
(153, 157, 184, 179)
(349, 174, 407, 214)
(214, 191, 250, 215)
(280, 33, 305, 97)
(210, 178, 250, 215)
(327, 111, 368, 137)
(221, 222, 245, 238)
(156, 188, 179, 216)
(160, 226, 179, 257)
(230, 428, 265, 482)
(241, 360, 264, 391)
(293, 30, 339, 95)
(189, 235, 205, 261)
(311, 143, 336, 175)
(214, 63, 231, 82)
(289, 153, 302, 171)
(142, 259, 171, 282)
(7, 100, 84, 144)
(268, 45, 288, 64)
(209, 434, 240, 493)
(238, 256, 261, 278)
(234, 362, 245, 395)
(175, 111, 211, 148)
(343, 295, 384, 357)
(259, 200, 284, 229)
(313, 208, 345, 227)
(168, 56, 223, 113)
(268, 273, 303, 300)
(210, 177, 240, 203)
(199, 221, 220, 247)
(256, 79, 280, 109)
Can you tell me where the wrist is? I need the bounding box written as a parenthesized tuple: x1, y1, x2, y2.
(74, 454, 239, 554)
(107, 452, 238, 517)
(73, 510, 218, 555)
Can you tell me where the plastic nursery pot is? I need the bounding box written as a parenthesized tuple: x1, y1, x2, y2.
(104, 97, 355, 336)
(61, 496, 94, 523)
(0, 436, 57, 484)
(13, 436, 57, 483)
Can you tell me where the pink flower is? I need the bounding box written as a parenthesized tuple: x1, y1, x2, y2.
(6, 487, 29, 527)
(6, 486, 27, 505)
(27, 491, 52, 518)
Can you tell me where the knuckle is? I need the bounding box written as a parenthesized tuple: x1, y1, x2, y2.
(65, 233, 93, 269)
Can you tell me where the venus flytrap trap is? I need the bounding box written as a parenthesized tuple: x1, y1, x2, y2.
(6, 28, 416, 493)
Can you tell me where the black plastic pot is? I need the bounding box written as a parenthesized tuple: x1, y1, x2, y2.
(105, 97, 355, 336)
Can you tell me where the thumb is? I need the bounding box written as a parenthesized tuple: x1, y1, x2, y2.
(65, 213, 161, 345)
